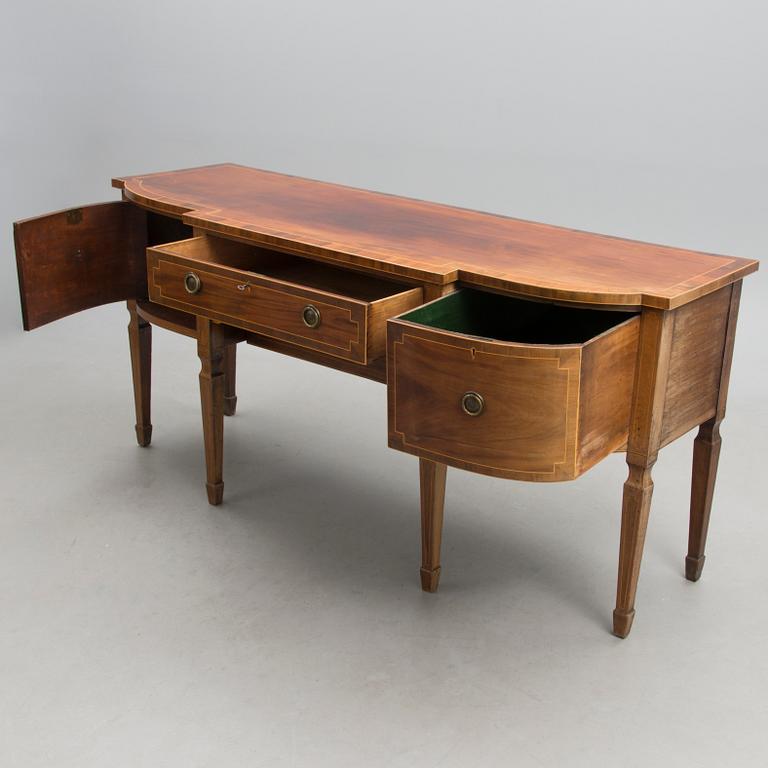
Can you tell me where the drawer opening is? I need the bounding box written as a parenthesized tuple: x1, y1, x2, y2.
(399, 288, 637, 345)
(167, 235, 414, 302)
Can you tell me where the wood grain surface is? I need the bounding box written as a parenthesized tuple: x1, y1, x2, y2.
(147, 235, 422, 364)
(15, 202, 147, 330)
(387, 303, 640, 482)
(114, 164, 758, 309)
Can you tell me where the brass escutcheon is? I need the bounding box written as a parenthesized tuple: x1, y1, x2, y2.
(461, 391, 484, 416)
(302, 304, 321, 329)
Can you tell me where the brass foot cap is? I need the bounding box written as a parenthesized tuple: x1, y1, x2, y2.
(135, 424, 153, 447)
(420, 567, 441, 593)
(206, 482, 224, 506)
(223, 396, 237, 417)
(685, 555, 705, 582)
(612, 609, 635, 639)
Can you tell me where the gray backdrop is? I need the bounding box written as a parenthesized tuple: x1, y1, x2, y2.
(1, 2, 766, 766)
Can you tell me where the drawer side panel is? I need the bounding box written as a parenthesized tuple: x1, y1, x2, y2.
(577, 316, 640, 473)
(660, 286, 731, 445)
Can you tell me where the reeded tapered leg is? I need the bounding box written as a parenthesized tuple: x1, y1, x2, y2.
(686, 419, 722, 581)
(613, 309, 674, 638)
(127, 300, 152, 447)
(197, 318, 227, 505)
(223, 344, 237, 417)
(419, 459, 447, 592)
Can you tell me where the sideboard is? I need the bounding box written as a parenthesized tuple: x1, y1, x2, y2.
(14, 164, 758, 637)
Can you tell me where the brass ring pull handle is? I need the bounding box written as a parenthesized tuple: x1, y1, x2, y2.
(184, 272, 202, 294)
(302, 304, 321, 329)
(236, 281, 252, 292)
(461, 391, 484, 416)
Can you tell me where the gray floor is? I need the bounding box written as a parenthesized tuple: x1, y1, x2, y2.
(1, 295, 766, 768)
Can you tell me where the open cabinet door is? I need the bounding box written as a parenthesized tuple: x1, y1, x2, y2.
(14, 201, 147, 330)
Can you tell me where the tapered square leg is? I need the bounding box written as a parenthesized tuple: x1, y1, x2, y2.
(614, 464, 654, 638)
(613, 308, 674, 638)
(197, 319, 228, 505)
(419, 459, 447, 592)
(686, 419, 721, 581)
(223, 344, 237, 417)
(685, 282, 740, 582)
(127, 300, 152, 447)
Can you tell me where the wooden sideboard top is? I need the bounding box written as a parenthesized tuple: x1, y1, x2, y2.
(114, 163, 758, 309)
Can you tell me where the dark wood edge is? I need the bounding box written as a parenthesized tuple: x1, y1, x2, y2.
(12, 200, 125, 228)
(112, 163, 239, 190)
(117, 186, 193, 218)
(13, 219, 32, 331)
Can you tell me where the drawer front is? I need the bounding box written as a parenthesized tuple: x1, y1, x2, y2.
(14, 202, 147, 330)
(149, 255, 368, 361)
(388, 323, 582, 480)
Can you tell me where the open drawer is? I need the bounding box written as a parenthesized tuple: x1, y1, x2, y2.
(387, 289, 640, 481)
(148, 236, 423, 364)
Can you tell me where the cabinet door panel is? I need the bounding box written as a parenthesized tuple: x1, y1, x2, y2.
(14, 201, 147, 330)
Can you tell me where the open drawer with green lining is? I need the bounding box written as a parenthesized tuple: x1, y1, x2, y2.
(387, 288, 641, 481)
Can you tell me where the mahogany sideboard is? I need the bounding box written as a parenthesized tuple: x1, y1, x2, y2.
(13, 164, 759, 638)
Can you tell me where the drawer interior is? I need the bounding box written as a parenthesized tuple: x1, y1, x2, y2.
(147, 211, 193, 246)
(399, 288, 637, 344)
(161, 236, 414, 302)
